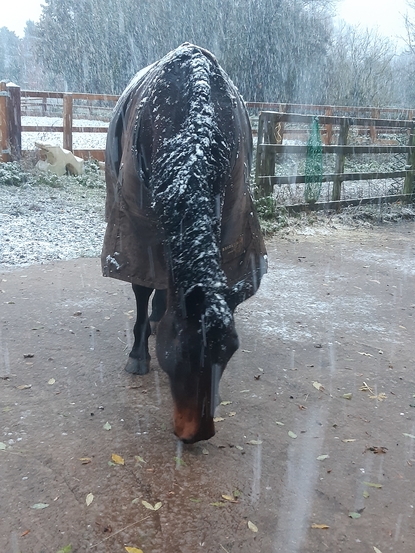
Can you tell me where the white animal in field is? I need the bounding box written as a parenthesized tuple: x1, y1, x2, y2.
(35, 142, 84, 176)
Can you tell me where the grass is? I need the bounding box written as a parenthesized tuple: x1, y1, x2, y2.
(0, 159, 105, 189)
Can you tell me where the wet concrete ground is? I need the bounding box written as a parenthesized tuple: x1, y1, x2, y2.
(1, 222, 415, 553)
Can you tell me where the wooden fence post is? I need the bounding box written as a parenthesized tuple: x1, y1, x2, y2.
(332, 118, 350, 202)
(370, 108, 380, 142)
(6, 82, 21, 160)
(403, 118, 415, 196)
(63, 93, 73, 151)
(255, 111, 279, 197)
(324, 106, 333, 145)
(0, 81, 10, 162)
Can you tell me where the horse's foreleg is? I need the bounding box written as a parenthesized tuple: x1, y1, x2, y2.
(149, 289, 167, 334)
(125, 284, 153, 375)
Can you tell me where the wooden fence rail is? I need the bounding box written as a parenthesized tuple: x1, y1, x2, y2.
(0, 83, 118, 162)
(255, 110, 415, 206)
(1, 87, 415, 208)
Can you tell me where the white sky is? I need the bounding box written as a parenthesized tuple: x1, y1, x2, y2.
(337, 0, 409, 45)
(1, 0, 44, 36)
(0, 0, 411, 43)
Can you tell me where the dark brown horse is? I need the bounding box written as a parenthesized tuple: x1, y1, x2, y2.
(102, 44, 267, 443)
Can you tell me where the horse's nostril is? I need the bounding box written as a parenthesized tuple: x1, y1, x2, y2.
(174, 419, 216, 444)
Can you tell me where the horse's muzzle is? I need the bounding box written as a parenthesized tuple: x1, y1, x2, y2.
(173, 404, 215, 443)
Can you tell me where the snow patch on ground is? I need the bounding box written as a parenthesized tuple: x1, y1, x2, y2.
(22, 116, 109, 151)
(0, 182, 106, 268)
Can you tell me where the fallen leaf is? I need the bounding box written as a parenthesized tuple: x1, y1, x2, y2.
(79, 457, 92, 464)
(248, 520, 258, 532)
(373, 547, 383, 553)
(202, 448, 209, 455)
(360, 382, 374, 393)
(31, 503, 49, 509)
(48, 378, 56, 385)
(213, 417, 225, 422)
(125, 548, 143, 553)
(221, 494, 238, 503)
(0, 442, 7, 450)
(135, 455, 146, 463)
(363, 482, 382, 488)
(21, 529, 30, 537)
(189, 498, 201, 503)
(86, 493, 94, 506)
(311, 523, 329, 529)
(233, 489, 241, 498)
(403, 433, 415, 439)
(174, 456, 185, 466)
(365, 446, 388, 454)
(220, 400, 232, 405)
(235, 445, 244, 451)
(369, 393, 387, 401)
(56, 546, 72, 553)
(103, 422, 111, 430)
(312, 381, 324, 391)
(342, 393, 352, 400)
(141, 500, 162, 511)
(17, 384, 32, 390)
(247, 439, 262, 445)
(348, 512, 361, 519)
(317, 455, 329, 461)
(111, 453, 125, 465)
(288, 431, 297, 439)
(275, 421, 284, 426)
(211, 502, 226, 507)
(363, 491, 370, 498)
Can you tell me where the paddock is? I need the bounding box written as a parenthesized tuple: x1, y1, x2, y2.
(1, 222, 414, 552)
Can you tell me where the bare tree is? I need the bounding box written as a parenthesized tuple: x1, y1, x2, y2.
(326, 23, 397, 106)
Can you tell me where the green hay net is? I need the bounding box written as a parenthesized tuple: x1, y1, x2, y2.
(304, 117, 323, 204)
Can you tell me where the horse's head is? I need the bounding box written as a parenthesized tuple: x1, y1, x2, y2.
(156, 286, 239, 443)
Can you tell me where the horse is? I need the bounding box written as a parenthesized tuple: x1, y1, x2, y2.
(102, 43, 267, 443)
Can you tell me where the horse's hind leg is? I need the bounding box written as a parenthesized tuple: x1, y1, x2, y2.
(125, 284, 153, 375)
(149, 289, 167, 334)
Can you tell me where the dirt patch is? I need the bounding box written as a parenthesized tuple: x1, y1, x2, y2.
(1, 222, 415, 553)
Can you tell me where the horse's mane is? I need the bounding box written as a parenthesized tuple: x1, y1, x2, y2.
(149, 44, 235, 329)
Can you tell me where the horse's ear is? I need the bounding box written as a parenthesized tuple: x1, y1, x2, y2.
(184, 285, 206, 320)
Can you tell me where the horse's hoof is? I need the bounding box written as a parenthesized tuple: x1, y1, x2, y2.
(125, 356, 150, 375)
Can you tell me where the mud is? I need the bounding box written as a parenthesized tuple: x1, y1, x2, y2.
(1, 222, 415, 553)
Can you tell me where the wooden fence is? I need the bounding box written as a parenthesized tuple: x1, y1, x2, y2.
(0, 82, 117, 162)
(1, 85, 415, 207)
(255, 110, 415, 209)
